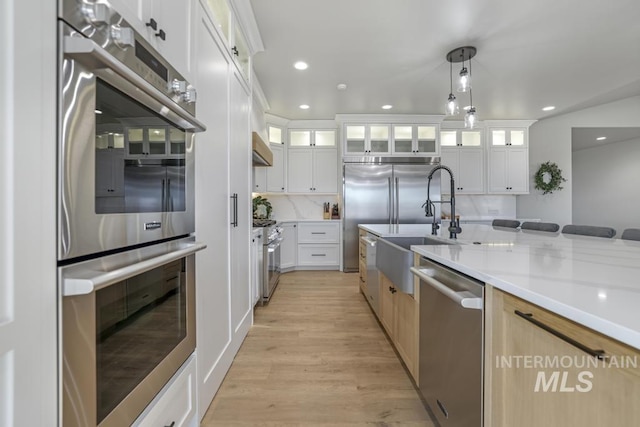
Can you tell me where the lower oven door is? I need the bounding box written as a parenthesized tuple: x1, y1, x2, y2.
(60, 237, 205, 426)
(263, 238, 281, 301)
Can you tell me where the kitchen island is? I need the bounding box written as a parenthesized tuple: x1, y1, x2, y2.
(360, 223, 640, 350)
(360, 223, 640, 426)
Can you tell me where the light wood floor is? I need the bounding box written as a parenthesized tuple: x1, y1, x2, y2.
(201, 271, 434, 426)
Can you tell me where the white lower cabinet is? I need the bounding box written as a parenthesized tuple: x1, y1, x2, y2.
(134, 355, 197, 427)
(296, 222, 340, 269)
(251, 228, 263, 305)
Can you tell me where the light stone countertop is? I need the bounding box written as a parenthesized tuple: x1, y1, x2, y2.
(359, 223, 640, 350)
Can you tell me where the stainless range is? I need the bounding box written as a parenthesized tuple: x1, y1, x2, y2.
(254, 219, 283, 303)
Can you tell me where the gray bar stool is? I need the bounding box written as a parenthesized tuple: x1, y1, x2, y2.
(561, 225, 616, 238)
(492, 219, 520, 228)
(520, 221, 560, 232)
(621, 228, 640, 241)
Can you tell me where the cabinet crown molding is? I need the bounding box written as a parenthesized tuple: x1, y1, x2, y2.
(335, 114, 445, 124)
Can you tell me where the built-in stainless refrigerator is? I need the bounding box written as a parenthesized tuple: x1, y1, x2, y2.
(343, 157, 441, 272)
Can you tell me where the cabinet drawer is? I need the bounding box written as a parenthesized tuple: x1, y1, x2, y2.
(297, 222, 340, 243)
(134, 355, 196, 427)
(297, 244, 340, 266)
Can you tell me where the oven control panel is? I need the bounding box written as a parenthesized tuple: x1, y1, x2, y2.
(60, 0, 197, 116)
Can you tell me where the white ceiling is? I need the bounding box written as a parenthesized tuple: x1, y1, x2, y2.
(572, 127, 640, 152)
(249, 0, 640, 121)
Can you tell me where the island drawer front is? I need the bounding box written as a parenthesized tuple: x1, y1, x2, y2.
(297, 244, 340, 266)
(297, 222, 340, 243)
(487, 287, 640, 427)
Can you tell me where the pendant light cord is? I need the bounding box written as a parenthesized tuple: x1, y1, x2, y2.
(469, 57, 473, 107)
(449, 60, 453, 93)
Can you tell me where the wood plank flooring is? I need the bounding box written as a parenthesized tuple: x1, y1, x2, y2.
(201, 271, 434, 426)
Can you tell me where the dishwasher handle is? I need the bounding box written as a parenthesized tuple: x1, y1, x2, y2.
(360, 236, 377, 246)
(410, 267, 483, 310)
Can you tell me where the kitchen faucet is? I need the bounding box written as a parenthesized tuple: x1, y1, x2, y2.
(422, 165, 462, 239)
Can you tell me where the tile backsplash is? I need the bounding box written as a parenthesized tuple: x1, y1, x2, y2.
(439, 195, 517, 220)
(254, 194, 339, 221)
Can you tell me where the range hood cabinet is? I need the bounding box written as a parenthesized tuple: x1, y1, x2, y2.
(252, 132, 273, 167)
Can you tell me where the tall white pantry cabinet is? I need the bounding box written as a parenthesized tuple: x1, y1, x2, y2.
(1, 0, 58, 425)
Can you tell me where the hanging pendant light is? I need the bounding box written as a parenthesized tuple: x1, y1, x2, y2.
(445, 46, 477, 125)
(445, 60, 459, 115)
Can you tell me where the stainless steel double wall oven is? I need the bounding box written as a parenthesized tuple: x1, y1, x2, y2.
(58, 1, 206, 426)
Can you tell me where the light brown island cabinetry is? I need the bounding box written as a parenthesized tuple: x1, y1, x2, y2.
(378, 272, 419, 381)
(485, 286, 640, 426)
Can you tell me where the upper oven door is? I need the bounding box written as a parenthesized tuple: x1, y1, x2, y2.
(58, 22, 205, 261)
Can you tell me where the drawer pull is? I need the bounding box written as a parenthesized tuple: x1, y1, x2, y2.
(514, 310, 606, 360)
(164, 422, 175, 427)
(311, 232, 326, 234)
(311, 254, 326, 256)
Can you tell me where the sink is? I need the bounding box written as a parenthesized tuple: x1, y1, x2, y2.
(376, 236, 455, 295)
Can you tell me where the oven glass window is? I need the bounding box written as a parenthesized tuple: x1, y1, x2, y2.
(95, 79, 186, 214)
(95, 259, 186, 423)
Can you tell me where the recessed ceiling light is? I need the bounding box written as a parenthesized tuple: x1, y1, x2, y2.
(596, 136, 607, 141)
(94, 109, 103, 114)
(336, 83, 347, 90)
(299, 104, 310, 110)
(542, 106, 556, 111)
(381, 105, 393, 110)
(294, 61, 308, 70)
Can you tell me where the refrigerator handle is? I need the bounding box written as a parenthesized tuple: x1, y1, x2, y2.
(388, 177, 393, 225)
(395, 177, 399, 224)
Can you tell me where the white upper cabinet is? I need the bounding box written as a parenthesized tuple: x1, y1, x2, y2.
(344, 124, 391, 155)
(268, 124, 284, 145)
(439, 128, 484, 194)
(485, 121, 535, 194)
(289, 129, 336, 148)
(391, 125, 438, 155)
(287, 128, 338, 193)
(266, 144, 285, 192)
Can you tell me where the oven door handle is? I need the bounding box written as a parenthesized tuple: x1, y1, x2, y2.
(63, 36, 206, 132)
(63, 242, 207, 297)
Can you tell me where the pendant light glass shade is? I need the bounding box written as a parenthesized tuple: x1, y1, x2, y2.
(458, 66, 470, 92)
(446, 93, 459, 116)
(464, 106, 477, 129)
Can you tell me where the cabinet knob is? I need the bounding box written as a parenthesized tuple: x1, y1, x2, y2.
(231, 46, 239, 56)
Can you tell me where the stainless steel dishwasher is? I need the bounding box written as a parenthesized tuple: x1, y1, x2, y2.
(411, 258, 484, 427)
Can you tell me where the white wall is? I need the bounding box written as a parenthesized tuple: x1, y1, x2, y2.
(517, 96, 640, 225)
(572, 137, 640, 234)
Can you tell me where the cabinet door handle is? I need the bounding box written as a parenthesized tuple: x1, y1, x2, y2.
(145, 18, 157, 30)
(514, 310, 606, 360)
(155, 29, 166, 41)
(164, 422, 175, 427)
(231, 46, 239, 56)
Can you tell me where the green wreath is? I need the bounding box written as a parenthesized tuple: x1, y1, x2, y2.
(534, 161, 567, 195)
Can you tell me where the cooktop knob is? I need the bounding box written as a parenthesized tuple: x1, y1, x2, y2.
(171, 79, 187, 95)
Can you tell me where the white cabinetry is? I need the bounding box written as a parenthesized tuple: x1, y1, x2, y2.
(280, 222, 297, 271)
(439, 128, 484, 194)
(194, 5, 253, 421)
(392, 124, 438, 155)
(287, 129, 337, 193)
(266, 144, 285, 192)
(486, 122, 534, 194)
(296, 222, 340, 269)
(344, 124, 391, 155)
(133, 355, 197, 427)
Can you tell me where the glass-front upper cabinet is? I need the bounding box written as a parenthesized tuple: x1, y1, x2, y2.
(268, 125, 284, 145)
(489, 129, 526, 146)
(440, 129, 483, 147)
(289, 129, 336, 148)
(391, 125, 438, 155)
(343, 124, 390, 155)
